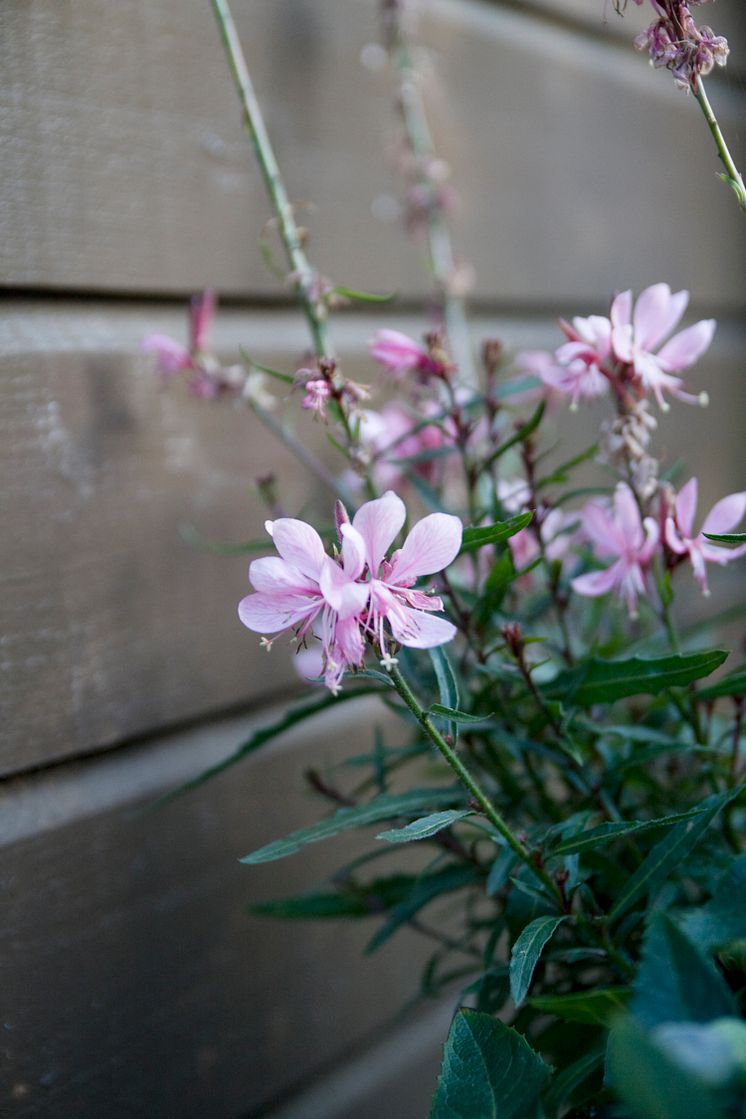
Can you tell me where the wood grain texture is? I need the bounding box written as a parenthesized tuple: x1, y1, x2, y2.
(0, 700, 446, 1119)
(1, 0, 744, 305)
(3, 303, 745, 777)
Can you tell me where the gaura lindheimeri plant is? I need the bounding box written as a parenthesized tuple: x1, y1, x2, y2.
(147, 1, 746, 1116)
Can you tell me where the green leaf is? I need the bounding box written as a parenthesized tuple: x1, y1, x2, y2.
(241, 787, 464, 865)
(367, 864, 481, 953)
(607, 1016, 723, 1119)
(238, 349, 294, 384)
(459, 513, 533, 555)
(528, 986, 631, 1026)
(151, 687, 380, 805)
(703, 531, 746, 545)
(250, 872, 429, 920)
(695, 665, 746, 701)
(485, 402, 546, 469)
(509, 915, 566, 1006)
(609, 790, 740, 922)
(377, 809, 473, 843)
(331, 284, 397, 303)
(429, 646, 459, 709)
(429, 704, 494, 725)
(632, 912, 737, 1029)
(682, 853, 746, 951)
(543, 1042, 605, 1113)
(430, 1009, 549, 1119)
(543, 650, 728, 708)
(550, 804, 716, 856)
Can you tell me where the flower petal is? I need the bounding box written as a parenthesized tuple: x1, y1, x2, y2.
(319, 559, 370, 620)
(571, 562, 623, 598)
(387, 605, 457, 649)
(340, 523, 367, 579)
(632, 283, 672, 350)
(700, 491, 746, 536)
(352, 490, 406, 574)
(268, 518, 327, 580)
(389, 513, 463, 584)
(656, 319, 715, 372)
(675, 477, 698, 539)
(248, 555, 317, 595)
(238, 592, 320, 634)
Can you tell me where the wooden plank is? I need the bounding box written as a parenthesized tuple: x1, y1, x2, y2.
(3, 303, 745, 776)
(0, 700, 447, 1118)
(1, 0, 744, 306)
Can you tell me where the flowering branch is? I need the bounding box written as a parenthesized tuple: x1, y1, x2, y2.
(695, 79, 746, 212)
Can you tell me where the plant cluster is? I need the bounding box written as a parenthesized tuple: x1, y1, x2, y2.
(145, 1, 746, 1115)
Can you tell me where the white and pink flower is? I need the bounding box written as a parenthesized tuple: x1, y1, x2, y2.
(610, 283, 714, 410)
(665, 477, 746, 594)
(571, 482, 660, 617)
(238, 492, 462, 691)
(369, 329, 446, 380)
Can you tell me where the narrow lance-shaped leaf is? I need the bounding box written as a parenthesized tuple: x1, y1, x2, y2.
(608, 789, 740, 922)
(377, 809, 473, 843)
(549, 803, 715, 856)
(529, 987, 631, 1026)
(241, 787, 464, 864)
(429, 704, 494, 725)
(543, 650, 728, 707)
(695, 664, 746, 702)
(459, 513, 533, 555)
(151, 686, 381, 805)
(367, 864, 482, 954)
(430, 1009, 549, 1119)
(703, 531, 746, 545)
(509, 915, 566, 1006)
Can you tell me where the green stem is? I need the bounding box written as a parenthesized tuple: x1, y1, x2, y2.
(209, 0, 333, 356)
(250, 401, 355, 506)
(386, 25, 475, 383)
(388, 665, 563, 904)
(695, 80, 746, 213)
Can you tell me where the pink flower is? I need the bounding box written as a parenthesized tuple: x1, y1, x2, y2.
(497, 479, 577, 572)
(301, 378, 332, 421)
(359, 403, 455, 490)
(571, 483, 660, 617)
(515, 316, 612, 410)
(665, 477, 746, 594)
(141, 333, 191, 376)
(190, 290, 216, 353)
(369, 330, 445, 380)
(238, 493, 462, 691)
(238, 517, 368, 694)
(610, 283, 714, 410)
(338, 491, 462, 658)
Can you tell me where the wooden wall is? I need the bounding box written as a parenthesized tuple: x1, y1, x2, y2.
(2, 1, 744, 1116)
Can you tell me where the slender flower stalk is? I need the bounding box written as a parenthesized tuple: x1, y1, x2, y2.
(381, 2, 475, 383)
(695, 79, 746, 213)
(210, 0, 333, 357)
(388, 664, 564, 904)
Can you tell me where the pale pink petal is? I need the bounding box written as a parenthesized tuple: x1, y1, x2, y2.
(352, 490, 406, 574)
(700, 491, 746, 536)
(248, 556, 318, 595)
(389, 513, 463, 584)
(319, 559, 370, 620)
(610, 289, 632, 331)
(369, 329, 427, 372)
(656, 319, 715, 372)
(388, 605, 457, 649)
(581, 502, 620, 556)
(238, 592, 320, 634)
(614, 484, 643, 548)
(340, 523, 366, 579)
(269, 518, 327, 580)
(640, 517, 660, 563)
(647, 288, 689, 350)
(571, 562, 624, 598)
(700, 542, 746, 566)
(665, 517, 689, 555)
(633, 283, 672, 350)
(190, 290, 216, 352)
(675, 477, 698, 539)
(334, 615, 365, 666)
(142, 333, 191, 374)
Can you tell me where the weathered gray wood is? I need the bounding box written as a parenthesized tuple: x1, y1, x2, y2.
(1, 0, 744, 305)
(3, 304, 744, 776)
(0, 700, 448, 1118)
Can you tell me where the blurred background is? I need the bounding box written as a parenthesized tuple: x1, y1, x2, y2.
(2, 1, 745, 1115)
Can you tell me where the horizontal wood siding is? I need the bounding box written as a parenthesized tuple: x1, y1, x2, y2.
(1, 0, 743, 305)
